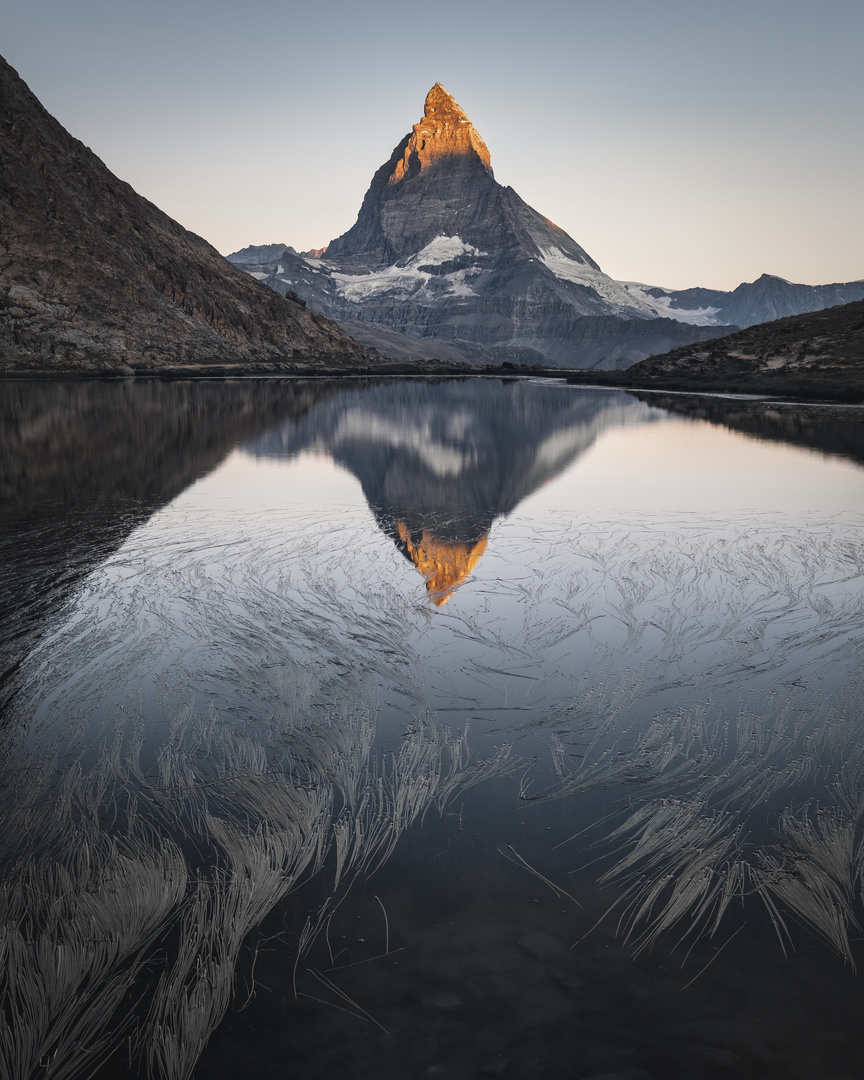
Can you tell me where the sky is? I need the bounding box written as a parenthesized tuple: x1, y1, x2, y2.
(2, 0, 862, 291)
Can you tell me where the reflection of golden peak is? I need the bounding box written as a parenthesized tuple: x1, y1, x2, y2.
(396, 522, 488, 606)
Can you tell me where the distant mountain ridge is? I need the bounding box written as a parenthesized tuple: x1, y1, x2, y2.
(622, 273, 864, 330)
(230, 84, 732, 370)
(0, 54, 377, 374)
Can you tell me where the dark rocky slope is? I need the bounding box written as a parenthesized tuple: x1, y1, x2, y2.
(619, 299, 864, 401)
(0, 55, 377, 374)
(230, 85, 731, 370)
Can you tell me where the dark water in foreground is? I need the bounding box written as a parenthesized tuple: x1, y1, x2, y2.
(1, 377, 863, 1080)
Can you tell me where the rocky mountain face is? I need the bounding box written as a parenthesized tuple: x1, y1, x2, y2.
(230, 84, 730, 370)
(0, 54, 377, 374)
(624, 299, 864, 401)
(621, 273, 864, 330)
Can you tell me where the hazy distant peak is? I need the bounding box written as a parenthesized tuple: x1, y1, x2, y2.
(227, 243, 296, 264)
(619, 272, 864, 331)
(752, 273, 792, 285)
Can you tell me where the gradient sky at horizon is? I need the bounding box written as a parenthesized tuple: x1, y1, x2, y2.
(2, 0, 862, 291)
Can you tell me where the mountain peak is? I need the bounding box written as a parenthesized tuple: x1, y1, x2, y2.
(396, 522, 489, 605)
(423, 82, 466, 120)
(389, 82, 492, 185)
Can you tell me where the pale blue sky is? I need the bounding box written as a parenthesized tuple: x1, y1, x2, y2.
(3, 0, 862, 289)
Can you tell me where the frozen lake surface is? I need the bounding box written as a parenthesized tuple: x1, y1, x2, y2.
(1, 377, 863, 1080)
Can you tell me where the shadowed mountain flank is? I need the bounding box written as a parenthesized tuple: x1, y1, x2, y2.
(230, 85, 730, 370)
(323, 81, 592, 272)
(0, 55, 377, 374)
(625, 299, 864, 401)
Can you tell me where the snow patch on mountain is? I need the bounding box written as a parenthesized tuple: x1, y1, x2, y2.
(618, 282, 721, 326)
(407, 234, 486, 267)
(444, 269, 480, 297)
(332, 236, 485, 301)
(332, 264, 428, 301)
(539, 247, 654, 313)
(328, 409, 471, 477)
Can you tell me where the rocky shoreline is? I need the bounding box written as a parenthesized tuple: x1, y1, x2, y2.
(4, 360, 863, 410)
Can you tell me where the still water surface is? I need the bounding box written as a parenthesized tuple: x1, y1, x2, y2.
(1, 377, 864, 1080)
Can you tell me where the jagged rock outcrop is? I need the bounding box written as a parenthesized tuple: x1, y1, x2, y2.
(393, 82, 492, 180)
(624, 299, 864, 401)
(621, 273, 864, 329)
(0, 54, 378, 374)
(230, 84, 730, 369)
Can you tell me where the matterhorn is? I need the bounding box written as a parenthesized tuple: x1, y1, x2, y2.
(230, 84, 731, 368)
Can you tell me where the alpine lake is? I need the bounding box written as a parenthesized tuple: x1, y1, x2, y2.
(2, 375, 864, 1080)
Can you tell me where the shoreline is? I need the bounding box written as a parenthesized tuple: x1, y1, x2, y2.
(2, 360, 863, 406)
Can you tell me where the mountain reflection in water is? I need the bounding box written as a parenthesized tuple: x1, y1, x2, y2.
(243, 379, 663, 602)
(634, 391, 864, 466)
(2, 378, 864, 1080)
(4, 376, 863, 632)
(0, 378, 343, 693)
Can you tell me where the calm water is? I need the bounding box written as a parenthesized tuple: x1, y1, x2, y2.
(2, 377, 864, 1080)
